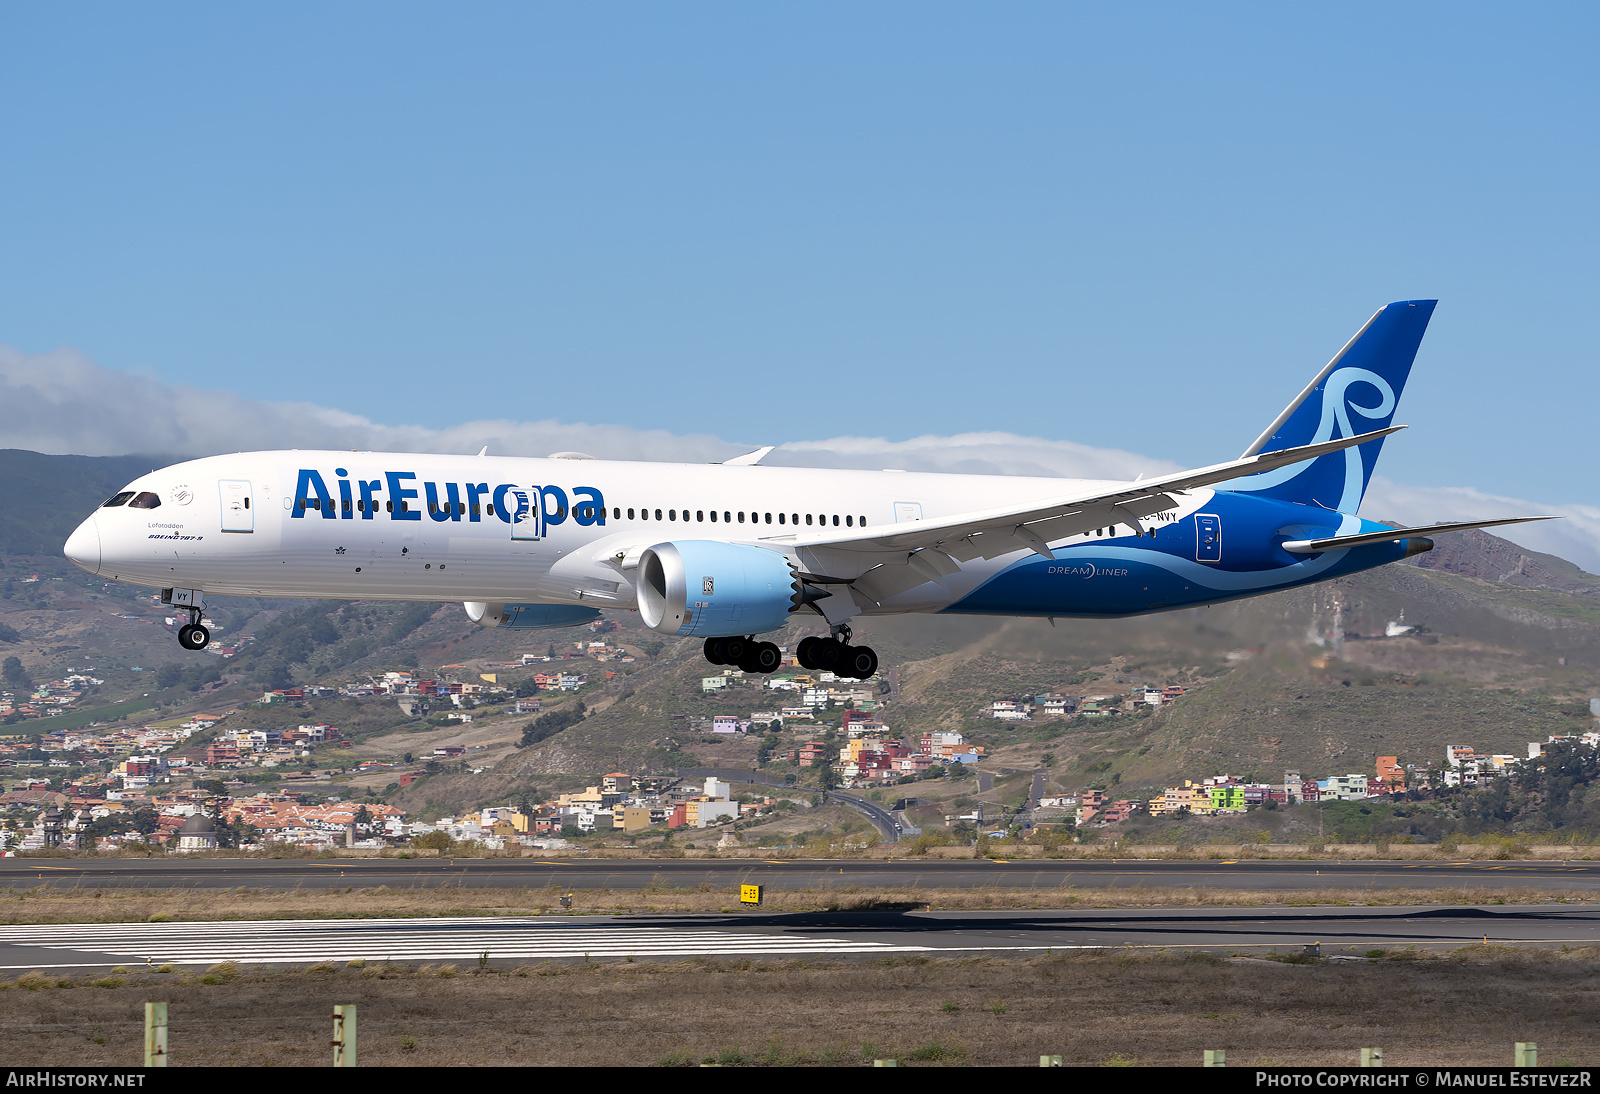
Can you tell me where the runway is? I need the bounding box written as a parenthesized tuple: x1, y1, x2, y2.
(3, 856, 1597, 891)
(2, 905, 1598, 971)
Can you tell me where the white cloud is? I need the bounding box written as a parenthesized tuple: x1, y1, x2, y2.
(769, 433, 1182, 480)
(1363, 477, 1600, 575)
(4, 341, 1594, 573)
(0, 344, 736, 463)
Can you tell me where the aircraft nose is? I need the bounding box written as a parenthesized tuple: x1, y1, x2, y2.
(64, 516, 101, 575)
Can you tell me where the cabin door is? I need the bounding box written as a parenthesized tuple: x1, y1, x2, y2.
(1195, 514, 1222, 563)
(219, 480, 254, 533)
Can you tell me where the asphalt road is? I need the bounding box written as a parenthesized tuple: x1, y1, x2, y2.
(828, 792, 903, 840)
(3, 905, 1596, 970)
(5, 857, 1600, 892)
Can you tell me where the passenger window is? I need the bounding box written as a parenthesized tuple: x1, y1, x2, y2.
(805, 514, 813, 525)
(724, 511, 731, 522)
(859, 516, 866, 526)
(778, 513, 785, 525)
(697, 510, 704, 522)
(764, 513, 772, 524)
(128, 492, 161, 509)
(710, 511, 718, 522)
(101, 492, 135, 508)
(738, 512, 745, 523)
(655, 509, 662, 521)
(846, 515, 853, 526)
(628, 508, 635, 519)
(832, 515, 839, 526)
(792, 513, 798, 525)
(669, 510, 676, 521)
(613, 508, 620, 519)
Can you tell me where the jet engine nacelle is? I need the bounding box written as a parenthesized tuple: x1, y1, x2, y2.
(637, 541, 802, 638)
(464, 602, 602, 629)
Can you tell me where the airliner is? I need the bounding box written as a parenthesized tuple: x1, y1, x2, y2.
(62, 300, 1548, 680)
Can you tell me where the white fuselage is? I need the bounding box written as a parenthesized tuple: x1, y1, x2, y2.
(67, 450, 1204, 617)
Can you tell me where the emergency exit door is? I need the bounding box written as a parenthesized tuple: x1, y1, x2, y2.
(1195, 513, 1222, 563)
(509, 489, 540, 541)
(219, 480, 254, 532)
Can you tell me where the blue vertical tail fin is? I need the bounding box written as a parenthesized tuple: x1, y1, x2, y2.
(1230, 299, 1436, 513)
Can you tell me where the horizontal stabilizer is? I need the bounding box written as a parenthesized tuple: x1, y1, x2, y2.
(1281, 516, 1558, 554)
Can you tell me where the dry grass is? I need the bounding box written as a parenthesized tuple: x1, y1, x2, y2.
(5, 947, 1600, 1066)
(0, 883, 1591, 925)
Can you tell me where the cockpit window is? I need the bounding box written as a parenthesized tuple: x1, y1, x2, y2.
(101, 492, 135, 508)
(127, 492, 162, 509)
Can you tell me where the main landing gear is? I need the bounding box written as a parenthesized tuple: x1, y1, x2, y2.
(176, 610, 210, 651)
(703, 635, 782, 674)
(702, 627, 879, 680)
(797, 628, 878, 680)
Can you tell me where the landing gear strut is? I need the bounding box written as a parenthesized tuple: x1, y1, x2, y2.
(796, 626, 878, 680)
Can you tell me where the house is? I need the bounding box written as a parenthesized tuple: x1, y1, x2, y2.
(1037, 694, 1077, 717)
(795, 741, 831, 767)
(1320, 774, 1373, 801)
(686, 800, 738, 827)
(1376, 756, 1405, 789)
(1077, 789, 1108, 825)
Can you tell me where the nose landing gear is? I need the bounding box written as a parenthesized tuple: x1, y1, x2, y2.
(176, 609, 209, 651)
(163, 588, 210, 651)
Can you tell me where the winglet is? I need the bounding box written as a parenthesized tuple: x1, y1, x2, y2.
(723, 446, 775, 466)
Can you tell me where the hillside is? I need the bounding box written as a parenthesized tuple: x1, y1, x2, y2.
(5, 449, 1600, 826)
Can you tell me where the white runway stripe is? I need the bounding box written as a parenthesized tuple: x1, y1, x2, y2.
(0, 916, 932, 965)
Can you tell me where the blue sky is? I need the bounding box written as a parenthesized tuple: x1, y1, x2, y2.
(1, 4, 1595, 507)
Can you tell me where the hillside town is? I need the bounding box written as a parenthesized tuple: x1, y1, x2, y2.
(4, 613, 1599, 853)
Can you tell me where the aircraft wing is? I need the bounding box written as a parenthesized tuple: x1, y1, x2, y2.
(777, 425, 1404, 602)
(1280, 515, 1558, 553)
